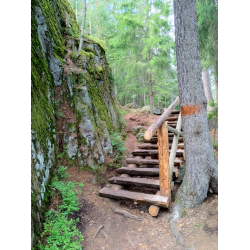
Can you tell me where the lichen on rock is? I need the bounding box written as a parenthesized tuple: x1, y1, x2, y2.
(31, 0, 123, 248)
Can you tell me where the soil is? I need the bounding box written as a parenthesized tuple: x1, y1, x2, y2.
(61, 109, 218, 250)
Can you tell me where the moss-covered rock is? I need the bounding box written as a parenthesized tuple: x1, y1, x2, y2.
(31, 0, 122, 248)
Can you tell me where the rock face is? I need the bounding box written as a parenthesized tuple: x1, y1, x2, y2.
(31, 0, 122, 247)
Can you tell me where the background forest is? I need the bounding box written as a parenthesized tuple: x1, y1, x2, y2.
(68, 0, 218, 109)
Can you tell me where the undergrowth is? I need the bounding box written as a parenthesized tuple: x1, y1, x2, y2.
(39, 166, 84, 250)
(109, 132, 126, 168)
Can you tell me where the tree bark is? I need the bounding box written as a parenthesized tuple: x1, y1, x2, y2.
(95, 0, 100, 37)
(215, 78, 218, 103)
(173, 0, 218, 211)
(78, 0, 87, 51)
(75, 0, 78, 23)
(89, 4, 92, 36)
(202, 69, 213, 102)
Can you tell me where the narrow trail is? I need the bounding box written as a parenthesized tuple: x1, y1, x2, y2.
(63, 110, 218, 250)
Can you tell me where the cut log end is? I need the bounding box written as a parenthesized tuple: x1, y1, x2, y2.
(149, 191, 161, 217)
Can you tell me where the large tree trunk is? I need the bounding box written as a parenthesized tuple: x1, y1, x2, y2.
(95, 0, 100, 37)
(173, 0, 218, 210)
(89, 5, 92, 36)
(215, 78, 218, 103)
(148, 50, 154, 114)
(75, 0, 78, 23)
(78, 0, 87, 51)
(202, 69, 213, 102)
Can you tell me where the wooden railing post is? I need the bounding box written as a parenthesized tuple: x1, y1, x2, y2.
(158, 122, 171, 203)
(169, 113, 182, 177)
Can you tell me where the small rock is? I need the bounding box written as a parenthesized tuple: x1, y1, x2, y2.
(107, 184, 110, 187)
(141, 211, 144, 215)
(134, 202, 138, 204)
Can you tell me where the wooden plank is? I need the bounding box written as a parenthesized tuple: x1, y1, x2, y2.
(137, 143, 170, 149)
(137, 143, 184, 150)
(144, 97, 179, 140)
(108, 177, 160, 189)
(126, 157, 183, 166)
(132, 150, 159, 157)
(158, 122, 171, 200)
(132, 149, 184, 157)
(143, 137, 184, 144)
(171, 110, 180, 114)
(99, 188, 169, 208)
(117, 167, 159, 176)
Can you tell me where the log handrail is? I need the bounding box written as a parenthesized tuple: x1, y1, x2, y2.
(144, 97, 180, 141)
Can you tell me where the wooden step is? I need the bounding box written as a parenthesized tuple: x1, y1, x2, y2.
(132, 149, 184, 157)
(143, 137, 184, 144)
(117, 167, 159, 176)
(137, 143, 169, 149)
(126, 157, 183, 166)
(137, 143, 184, 150)
(132, 150, 158, 156)
(170, 110, 180, 114)
(109, 177, 159, 189)
(99, 187, 169, 208)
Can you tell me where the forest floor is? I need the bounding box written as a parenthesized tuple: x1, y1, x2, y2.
(63, 109, 218, 250)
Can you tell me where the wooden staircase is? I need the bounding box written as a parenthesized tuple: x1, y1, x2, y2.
(99, 97, 185, 215)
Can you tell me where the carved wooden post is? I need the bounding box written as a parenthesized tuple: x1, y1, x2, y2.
(158, 121, 171, 203)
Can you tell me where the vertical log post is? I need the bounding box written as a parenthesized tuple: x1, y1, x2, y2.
(169, 113, 182, 177)
(158, 122, 171, 203)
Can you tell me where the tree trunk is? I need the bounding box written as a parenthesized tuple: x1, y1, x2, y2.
(148, 50, 153, 114)
(173, 0, 218, 211)
(215, 78, 218, 103)
(202, 69, 213, 102)
(75, 0, 78, 23)
(95, 0, 100, 37)
(89, 5, 92, 36)
(78, 0, 87, 51)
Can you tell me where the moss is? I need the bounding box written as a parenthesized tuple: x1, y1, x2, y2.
(84, 46, 98, 56)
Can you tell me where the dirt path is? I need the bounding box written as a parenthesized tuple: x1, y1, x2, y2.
(65, 110, 218, 250)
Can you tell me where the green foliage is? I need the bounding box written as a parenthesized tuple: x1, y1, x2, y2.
(39, 211, 83, 250)
(109, 132, 126, 168)
(111, 132, 126, 153)
(56, 166, 71, 180)
(91, 165, 99, 172)
(119, 108, 129, 116)
(207, 99, 218, 120)
(39, 166, 84, 249)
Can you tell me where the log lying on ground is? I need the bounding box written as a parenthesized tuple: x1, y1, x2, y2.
(109, 177, 159, 189)
(149, 191, 161, 216)
(117, 167, 159, 176)
(99, 188, 169, 208)
(144, 97, 179, 140)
